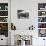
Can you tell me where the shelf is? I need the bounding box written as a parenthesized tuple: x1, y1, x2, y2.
(38, 28, 46, 29)
(38, 22, 46, 23)
(0, 16, 8, 17)
(0, 22, 8, 23)
(38, 16, 46, 17)
(38, 10, 46, 11)
(38, 3, 46, 37)
(0, 10, 8, 11)
(0, 3, 8, 37)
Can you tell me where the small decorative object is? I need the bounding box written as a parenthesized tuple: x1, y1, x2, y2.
(5, 6, 8, 10)
(40, 8, 44, 10)
(0, 23, 8, 37)
(38, 3, 46, 10)
(45, 6, 46, 10)
(45, 6, 46, 8)
(11, 23, 16, 30)
(38, 17, 45, 22)
(29, 25, 35, 30)
(38, 23, 46, 28)
(42, 12, 45, 15)
(38, 17, 42, 22)
(0, 6, 1, 10)
(15, 35, 32, 46)
(43, 39, 45, 40)
(3, 18, 7, 22)
(0, 17, 7, 22)
(39, 29, 46, 37)
(0, 11, 8, 16)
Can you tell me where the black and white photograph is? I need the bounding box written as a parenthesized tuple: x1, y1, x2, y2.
(17, 10, 29, 19)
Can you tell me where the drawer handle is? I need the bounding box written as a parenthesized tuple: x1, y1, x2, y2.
(1, 39, 3, 40)
(43, 39, 45, 40)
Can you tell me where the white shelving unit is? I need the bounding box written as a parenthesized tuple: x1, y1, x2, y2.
(0, 2, 9, 45)
(38, 3, 46, 37)
(0, 3, 8, 33)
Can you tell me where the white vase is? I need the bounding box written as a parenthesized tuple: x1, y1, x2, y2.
(21, 40, 25, 46)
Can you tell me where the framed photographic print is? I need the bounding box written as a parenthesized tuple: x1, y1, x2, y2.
(17, 10, 29, 19)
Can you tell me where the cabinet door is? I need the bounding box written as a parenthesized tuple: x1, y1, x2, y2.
(38, 38, 46, 46)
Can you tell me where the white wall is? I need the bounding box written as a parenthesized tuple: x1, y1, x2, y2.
(11, 0, 38, 45)
(11, 0, 38, 30)
(11, 0, 46, 46)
